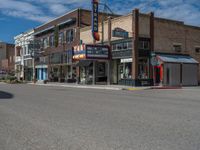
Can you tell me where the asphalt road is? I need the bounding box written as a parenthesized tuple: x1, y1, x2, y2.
(0, 83, 200, 150)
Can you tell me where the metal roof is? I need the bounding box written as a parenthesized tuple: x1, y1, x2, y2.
(58, 18, 76, 26)
(34, 18, 76, 36)
(33, 26, 54, 36)
(157, 54, 199, 64)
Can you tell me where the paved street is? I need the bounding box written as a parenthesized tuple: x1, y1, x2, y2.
(0, 83, 200, 150)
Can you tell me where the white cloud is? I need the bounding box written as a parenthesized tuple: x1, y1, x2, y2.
(110, 0, 200, 26)
(0, 0, 42, 14)
(0, 0, 53, 22)
(48, 4, 69, 15)
(3, 10, 54, 23)
(0, 0, 199, 26)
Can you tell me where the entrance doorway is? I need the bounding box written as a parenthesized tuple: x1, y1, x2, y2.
(154, 66, 163, 86)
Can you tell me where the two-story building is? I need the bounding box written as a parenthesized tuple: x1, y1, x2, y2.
(33, 8, 119, 82)
(80, 9, 200, 86)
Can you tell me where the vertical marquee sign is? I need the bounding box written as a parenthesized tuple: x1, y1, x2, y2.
(92, 0, 100, 41)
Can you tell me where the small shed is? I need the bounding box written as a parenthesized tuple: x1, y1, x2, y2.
(153, 53, 199, 86)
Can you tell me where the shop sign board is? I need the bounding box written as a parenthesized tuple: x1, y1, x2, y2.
(86, 45, 110, 60)
(120, 58, 132, 63)
(73, 44, 86, 60)
(112, 50, 132, 59)
(112, 28, 129, 38)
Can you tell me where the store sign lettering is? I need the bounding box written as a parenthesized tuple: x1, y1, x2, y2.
(92, 0, 100, 41)
(86, 45, 110, 60)
(112, 28, 129, 38)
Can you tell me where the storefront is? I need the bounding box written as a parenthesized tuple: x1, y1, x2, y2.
(111, 39, 133, 84)
(48, 50, 74, 82)
(35, 56, 48, 81)
(111, 38, 153, 86)
(24, 59, 33, 81)
(152, 53, 199, 86)
(36, 65, 48, 81)
(73, 44, 110, 84)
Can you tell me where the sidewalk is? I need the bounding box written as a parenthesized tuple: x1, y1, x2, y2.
(28, 82, 151, 91)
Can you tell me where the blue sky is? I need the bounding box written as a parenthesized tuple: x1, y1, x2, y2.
(0, 0, 200, 44)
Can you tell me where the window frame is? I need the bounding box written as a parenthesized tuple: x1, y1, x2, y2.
(66, 29, 74, 44)
(195, 47, 200, 54)
(173, 44, 182, 52)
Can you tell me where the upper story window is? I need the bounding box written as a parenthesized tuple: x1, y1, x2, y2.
(16, 48, 21, 56)
(195, 47, 200, 53)
(173, 44, 182, 52)
(43, 38, 49, 49)
(139, 40, 150, 50)
(24, 47, 26, 55)
(66, 29, 74, 43)
(40, 39, 44, 49)
(112, 41, 132, 51)
(49, 35, 54, 47)
(59, 32, 64, 45)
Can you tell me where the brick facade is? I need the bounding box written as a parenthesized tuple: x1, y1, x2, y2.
(0, 42, 15, 72)
(80, 9, 200, 84)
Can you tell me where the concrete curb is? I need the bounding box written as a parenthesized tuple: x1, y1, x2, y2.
(28, 83, 151, 91)
(29, 83, 122, 91)
(122, 87, 150, 91)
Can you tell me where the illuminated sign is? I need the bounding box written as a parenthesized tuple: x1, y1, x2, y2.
(73, 44, 86, 60)
(73, 44, 110, 60)
(92, 0, 100, 41)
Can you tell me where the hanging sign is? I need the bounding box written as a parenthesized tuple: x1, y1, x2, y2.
(73, 44, 86, 60)
(92, 0, 100, 41)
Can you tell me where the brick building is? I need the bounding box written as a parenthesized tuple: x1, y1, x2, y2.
(0, 41, 15, 73)
(33, 8, 119, 82)
(80, 9, 200, 86)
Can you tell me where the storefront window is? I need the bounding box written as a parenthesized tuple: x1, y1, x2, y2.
(112, 41, 132, 51)
(119, 62, 132, 79)
(138, 58, 149, 79)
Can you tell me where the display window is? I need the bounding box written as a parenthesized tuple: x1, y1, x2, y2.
(118, 62, 132, 80)
(138, 58, 149, 79)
